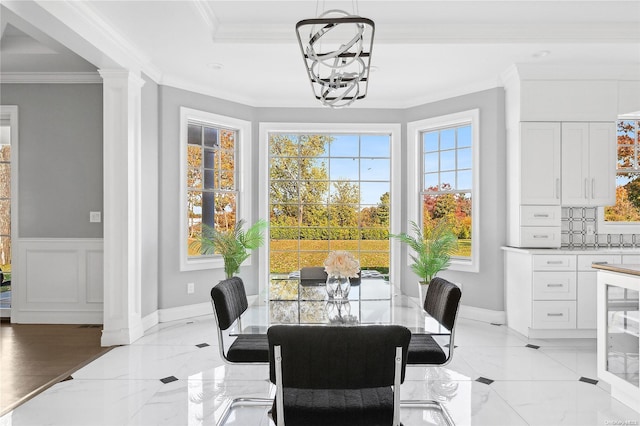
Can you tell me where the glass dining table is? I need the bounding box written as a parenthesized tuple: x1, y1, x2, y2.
(234, 272, 450, 336)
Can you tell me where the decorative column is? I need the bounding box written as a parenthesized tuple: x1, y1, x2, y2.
(99, 69, 145, 346)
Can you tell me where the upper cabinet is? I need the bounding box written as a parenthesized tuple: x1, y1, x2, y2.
(521, 122, 561, 205)
(561, 122, 616, 206)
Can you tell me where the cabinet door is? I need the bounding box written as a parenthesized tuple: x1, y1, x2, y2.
(588, 122, 616, 206)
(562, 123, 590, 206)
(521, 123, 561, 205)
(577, 271, 597, 329)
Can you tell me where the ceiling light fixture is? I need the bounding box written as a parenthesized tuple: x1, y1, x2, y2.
(295, 5, 375, 108)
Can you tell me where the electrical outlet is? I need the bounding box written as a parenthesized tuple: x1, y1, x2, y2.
(187, 282, 195, 294)
(89, 211, 101, 223)
(586, 224, 595, 235)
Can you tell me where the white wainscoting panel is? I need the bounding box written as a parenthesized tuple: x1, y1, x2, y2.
(15, 239, 104, 324)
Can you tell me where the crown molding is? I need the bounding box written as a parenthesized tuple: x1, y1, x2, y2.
(191, 0, 220, 40)
(0, 71, 102, 84)
(16, 0, 162, 81)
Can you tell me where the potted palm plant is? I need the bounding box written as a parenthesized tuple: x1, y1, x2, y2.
(190, 219, 267, 279)
(391, 219, 458, 303)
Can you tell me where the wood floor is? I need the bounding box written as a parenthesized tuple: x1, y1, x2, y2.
(0, 322, 113, 415)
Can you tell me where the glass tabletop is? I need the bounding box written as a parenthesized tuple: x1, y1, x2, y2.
(234, 292, 451, 336)
(269, 270, 391, 302)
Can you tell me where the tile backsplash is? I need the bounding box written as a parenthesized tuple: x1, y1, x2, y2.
(561, 207, 639, 249)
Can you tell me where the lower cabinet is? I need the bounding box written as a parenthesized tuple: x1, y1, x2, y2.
(505, 248, 623, 338)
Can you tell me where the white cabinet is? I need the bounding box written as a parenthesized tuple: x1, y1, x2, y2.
(576, 254, 621, 329)
(561, 122, 616, 206)
(521, 122, 561, 205)
(508, 123, 561, 248)
(504, 248, 625, 338)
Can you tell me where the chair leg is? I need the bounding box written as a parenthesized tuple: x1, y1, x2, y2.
(216, 396, 274, 426)
(401, 399, 455, 426)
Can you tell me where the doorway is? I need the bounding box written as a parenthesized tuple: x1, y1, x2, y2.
(0, 106, 17, 319)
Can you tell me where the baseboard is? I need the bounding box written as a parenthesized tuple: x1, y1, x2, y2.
(157, 302, 212, 323)
(142, 310, 159, 332)
(458, 304, 506, 325)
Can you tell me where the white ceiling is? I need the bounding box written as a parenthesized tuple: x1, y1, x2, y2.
(1, 0, 639, 108)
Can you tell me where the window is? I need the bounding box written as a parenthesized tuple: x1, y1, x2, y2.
(268, 133, 391, 274)
(407, 110, 479, 272)
(259, 123, 401, 295)
(599, 117, 640, 233)
(180, 108, 251, 271)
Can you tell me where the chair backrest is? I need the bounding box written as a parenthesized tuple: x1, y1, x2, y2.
(299, 266, 327, 286)
(268, 325, 411, 389)
(424, 277, 462, 331)
(299, 266, 361, 286)
(210, 276, 249, 330)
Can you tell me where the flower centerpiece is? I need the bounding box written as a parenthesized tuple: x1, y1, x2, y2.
(323, 250, 360, 300)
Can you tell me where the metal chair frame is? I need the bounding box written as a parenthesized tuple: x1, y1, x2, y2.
(210, 279, 272, 426)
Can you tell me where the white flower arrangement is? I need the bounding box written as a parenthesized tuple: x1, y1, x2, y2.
(323, 250, 360, 278)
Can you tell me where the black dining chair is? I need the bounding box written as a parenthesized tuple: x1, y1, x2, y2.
(210, 277, 272, 426)
(210, 276, 270, 363)
(299, 266, 362, 286)
(268, 324, 411, 426)
(405, 276, 462, 425)
(299, 266, 327, 286)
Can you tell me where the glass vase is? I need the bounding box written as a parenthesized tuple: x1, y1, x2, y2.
(326, 276, 350, 300)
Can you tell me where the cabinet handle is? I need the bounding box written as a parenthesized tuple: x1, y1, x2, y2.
(585, 178, 589, 199)
(593, 261, 608, 265)
(547, 283, 564, 287)
(546, 260, 563, 264)
(533, 214, 550, 218)
(533, 235, 549, 239)
(556, 178, 560, 199)
(547, 313, 564, 317)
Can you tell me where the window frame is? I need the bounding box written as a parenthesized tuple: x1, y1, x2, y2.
(258, 122, 402, 297)
(597, 114, 640, 235)
(179, 107, 252, 272)
(407, 109, 480, 273)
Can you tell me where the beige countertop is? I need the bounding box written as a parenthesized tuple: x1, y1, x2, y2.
(591, 263, 640, 276)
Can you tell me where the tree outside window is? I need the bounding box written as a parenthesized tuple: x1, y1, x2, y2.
(604, 119, 640, 223)
(421, 125, 473, 258)
(187, 122, 238, 257)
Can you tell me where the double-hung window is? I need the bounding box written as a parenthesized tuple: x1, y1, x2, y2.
(598, 117, 640, 233)
(180, 108, 252, 271)
(407, 110, 479, 272)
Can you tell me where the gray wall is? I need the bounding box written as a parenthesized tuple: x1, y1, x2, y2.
(141, 74, 159, 317)
(405, 88, 507, 312)
(156, 85, 506, 313)
(157, 86, 255, 308)
(0, 83, 103, 238)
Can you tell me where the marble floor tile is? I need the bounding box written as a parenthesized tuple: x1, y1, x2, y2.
(492, 380, 640, 426)
(2, 310, 639, 426)
(456, 345, 579, 381)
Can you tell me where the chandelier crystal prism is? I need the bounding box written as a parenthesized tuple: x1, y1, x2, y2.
(296, 9, 375, 108)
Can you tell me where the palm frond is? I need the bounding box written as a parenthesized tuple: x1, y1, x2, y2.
(391, 219, 458, 282)
(189, 219, 267, 278)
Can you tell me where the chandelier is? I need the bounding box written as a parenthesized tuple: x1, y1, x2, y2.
(295, 8, 375, 108)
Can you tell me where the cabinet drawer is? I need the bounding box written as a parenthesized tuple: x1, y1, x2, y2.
(577, 254, 621, 271)
(533, 272, 576, 300)
(622, 254, 640, 264)
(533, 254, 576, 271)
(532, 301, 577, 329)
(520, 227, 561, 248)
(521, 206, 561, 226)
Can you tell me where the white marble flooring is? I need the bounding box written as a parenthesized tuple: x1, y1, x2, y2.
(1, 313, 639, 426)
